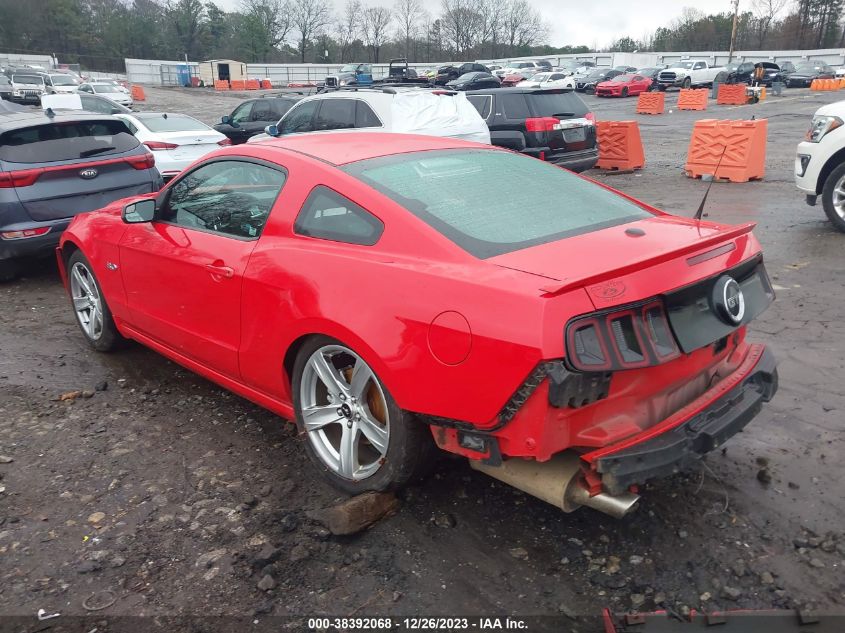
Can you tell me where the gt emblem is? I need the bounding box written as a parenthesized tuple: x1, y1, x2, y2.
(711, 275, 745, 325)
(79, 168, 98, 179)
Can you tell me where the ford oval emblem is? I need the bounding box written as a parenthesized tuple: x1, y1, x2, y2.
(79, 168, 98, 179)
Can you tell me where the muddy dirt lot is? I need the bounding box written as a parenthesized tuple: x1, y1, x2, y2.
(1, 86, 844, 632)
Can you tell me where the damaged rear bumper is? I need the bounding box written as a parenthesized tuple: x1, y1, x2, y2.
(586, 346, 778, 494)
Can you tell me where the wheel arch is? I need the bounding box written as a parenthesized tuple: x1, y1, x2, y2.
(815, 148, 845, 194)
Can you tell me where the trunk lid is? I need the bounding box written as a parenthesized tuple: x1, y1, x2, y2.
(490, 215, 758, 308)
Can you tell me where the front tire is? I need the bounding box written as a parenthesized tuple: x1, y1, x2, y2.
(821, 162, 845, 232)
(67, 251, 122, 351)
(621, 87, 629, 97)
(683, 77, 692, 89)
(292, 336, 434, 494)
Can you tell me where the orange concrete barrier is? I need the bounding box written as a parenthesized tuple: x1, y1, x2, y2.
(636, 91, 664, 115)
(214, 80, 230, 91)
(684, 119, 767, 183)
(677, 88, 708, 111)
(828, 79, 838, 91)
(716, 84, 747, 105)
(245, 79, 260, 90)
(260, 79, 272, 89)
(595, 121, 645, 171)
(130, 85, 146, 101)
(230, 80, 246, 90)
(810, 79, 820, 91)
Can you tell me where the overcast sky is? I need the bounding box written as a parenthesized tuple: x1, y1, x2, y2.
(216, 0, 739, 49)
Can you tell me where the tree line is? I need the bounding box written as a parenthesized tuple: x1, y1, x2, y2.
(0, 0, 551, 71)
(2, 0, 844, 73)
(609, 1, 845, 53)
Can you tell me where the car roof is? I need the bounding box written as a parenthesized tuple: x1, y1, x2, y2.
(466, 87, 574, 95)
(254, 131, 493, 166)
(0, 110, 119, 132)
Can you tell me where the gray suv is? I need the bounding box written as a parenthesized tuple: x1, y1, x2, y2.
(0, 111, 162, 280)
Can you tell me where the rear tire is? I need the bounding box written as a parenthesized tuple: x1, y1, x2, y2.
(820, 162, 845, 233)
(0, 260, 20, 283)
(292, 335, 435, 495)
(67, 251, 123, 352)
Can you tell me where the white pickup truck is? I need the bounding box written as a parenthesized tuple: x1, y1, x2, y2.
(658, 60, 725, 89)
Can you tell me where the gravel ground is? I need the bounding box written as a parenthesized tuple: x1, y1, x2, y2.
(0, 86, 843, 631)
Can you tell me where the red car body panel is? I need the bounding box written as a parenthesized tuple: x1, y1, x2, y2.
(58, 133, 775, 495)
(595, 74, 652, 97)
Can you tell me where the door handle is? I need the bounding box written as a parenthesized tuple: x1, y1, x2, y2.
(204, 263, 234, 279)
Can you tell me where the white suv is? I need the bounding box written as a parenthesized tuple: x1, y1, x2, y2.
(248, 87, 490, 145)
(795, 100, 845, 232)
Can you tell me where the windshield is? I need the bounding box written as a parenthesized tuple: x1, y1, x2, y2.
(343, 149, 649, 258)
(49, 75, 77, 85)
(724, 63, 739, 72)
(339, 64, 359, 72)
(137, 114, 209, 132)
(92, 84, 117, 94)
(531, 73, 550, 81)
(611, 74, 633, 83)
(795, 63, 821, 72)
(676, 62, 696, 70)
(587, 71, 605, 79)
(13, 75, 43, 85)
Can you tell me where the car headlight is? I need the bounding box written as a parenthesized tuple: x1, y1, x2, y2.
(806, 115, 843, 142)
(339, 79, 348, 86)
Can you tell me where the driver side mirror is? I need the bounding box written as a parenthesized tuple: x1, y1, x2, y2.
(265, 124, 280, 137)
(221, 115, 231, 124)
(122, 198, 156, 224)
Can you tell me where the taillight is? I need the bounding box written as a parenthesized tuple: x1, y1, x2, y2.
(217, 138, 232, 146)
(127, 153, 155, 170)
(585, 112, 596, 124)
(143, 141, 179, 151)
(525, 117, 559, 132)
(0, 168, 45, 188)
(566, 301, 680, 372)
(1, 226, 51, 240)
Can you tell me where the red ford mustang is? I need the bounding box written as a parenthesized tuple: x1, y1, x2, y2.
(595, 73, 653, 97)
(57, 133, 777, 517)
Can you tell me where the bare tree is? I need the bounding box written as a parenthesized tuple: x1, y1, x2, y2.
(240, 0, 292, 61)
(291, 0, 333, 63)
(167, 0, 206, 58)
(751, 0, 788, 47)
(440, 0, 482, 56)
(334, 0, 362, 62)
(394, 0, 422, 59)
(475, 0, 503, 59)
(361, 6, 392, 62)
(501, 0, 547, 55)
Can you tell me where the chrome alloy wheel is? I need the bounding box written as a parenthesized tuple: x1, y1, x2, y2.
(69, 261, 103, 341)
(832, 172, 845, 220)
(299, 345, 389, 481)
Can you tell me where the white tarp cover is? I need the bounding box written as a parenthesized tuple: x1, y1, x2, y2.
(390, 92, 491, 145)
(40, 94, 83, 111)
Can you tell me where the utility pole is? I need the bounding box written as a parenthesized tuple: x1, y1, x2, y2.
(728, 0, 740, 63)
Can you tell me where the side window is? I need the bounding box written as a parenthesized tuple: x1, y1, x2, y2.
(354, 101, 381, 128)
(280, 100, 318, 134)
(80, 95, 111, 114)
(231, 102, 253, 123)
(251, 100, 271, 121)
(467, 95, 492, 119)
(120, 117, 139, 134)
(161, 160, 286, 239)
(294, 186, 383, 246)
(500, 93, 529, 119)
(314, 99, 356, 131)
(693, 62, 705, 70)
(272, 99, 295, 119)
(551, 74, 565, 81)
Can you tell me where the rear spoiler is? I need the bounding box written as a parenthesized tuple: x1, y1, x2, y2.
(539, 222, 757, 297)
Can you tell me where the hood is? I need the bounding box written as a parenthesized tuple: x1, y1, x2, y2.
(813, 101, 845, 117)
(488, 215, 756, 304)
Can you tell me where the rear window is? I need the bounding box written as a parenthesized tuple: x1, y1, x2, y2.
(0, 120, 140, 163)
(526, 92, 587, 117)
(138, 114, 208, 132)
(343, 149, 650, 258)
